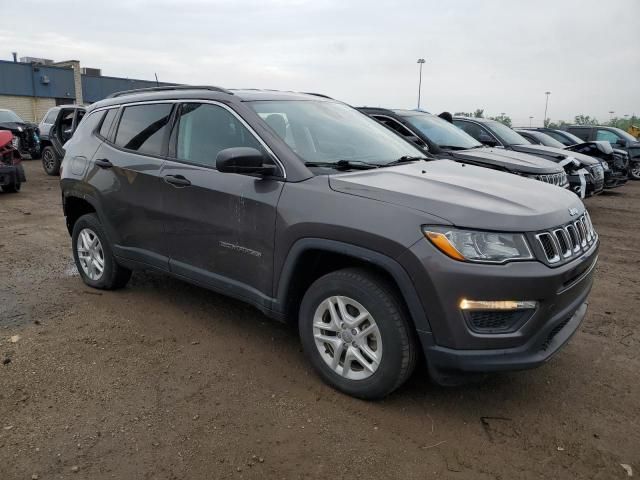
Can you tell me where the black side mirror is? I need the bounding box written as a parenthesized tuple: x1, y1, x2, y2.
(616, 138, 627, 147)
(479, 137, 499, 147)
(216, 147, 277, 176)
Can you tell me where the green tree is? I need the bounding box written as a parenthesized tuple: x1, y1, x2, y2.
(489, 114, 512, 127)
(574, 115, 599, 126)
(473, 109, 484, 118)
(454, 112, 472, 118)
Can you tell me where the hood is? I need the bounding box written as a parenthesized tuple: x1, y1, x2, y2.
(511, 144, 600, 167)
(329, 160, 583, 232)
(448, 147, 564, 174)
(0, 121, 37, 133)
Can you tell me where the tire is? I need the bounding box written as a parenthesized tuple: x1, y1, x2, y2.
(72, 213, 132, 290)
(298, 268, 417, 400)
(629, 161, 640, 181)
(41, 146, 60, 176)
(4, 181, 21, 193)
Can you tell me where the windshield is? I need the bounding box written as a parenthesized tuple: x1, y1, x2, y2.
(0, 110, 23, 123)
(560, 130, 583, 145)
(532, 132, 565, 148)
(249, 100, 425, 165)
(402, 113, 482, 149)
(486, 120, 531, 145)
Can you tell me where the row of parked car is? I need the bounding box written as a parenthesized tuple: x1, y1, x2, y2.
(358, 108, 639, 199)
(2, 102, 638, 198)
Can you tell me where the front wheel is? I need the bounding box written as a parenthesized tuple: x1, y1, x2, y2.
(299, 268, 416, 399)
(629, 161, 640, 180)
(41, 146, 60, 176)
(72, 213, 132, 290)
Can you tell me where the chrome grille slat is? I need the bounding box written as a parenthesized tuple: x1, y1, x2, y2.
(536, 213, 597, 265)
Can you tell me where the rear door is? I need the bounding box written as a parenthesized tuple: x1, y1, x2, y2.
(89, 102, 174, 269)
(160, 101, 284, 301)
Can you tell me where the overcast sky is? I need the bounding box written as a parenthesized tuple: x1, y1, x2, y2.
(4, 0, 639, 126)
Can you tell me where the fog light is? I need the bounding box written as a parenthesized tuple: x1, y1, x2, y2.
(459, 299, 537, 310)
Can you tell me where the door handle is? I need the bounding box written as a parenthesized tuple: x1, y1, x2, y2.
(95, 158, 113, 169)
(164, 174, 192, 187)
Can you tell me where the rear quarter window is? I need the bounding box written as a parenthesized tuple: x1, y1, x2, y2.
(98, 109, 118, 139)
(114, 104, 173, 156)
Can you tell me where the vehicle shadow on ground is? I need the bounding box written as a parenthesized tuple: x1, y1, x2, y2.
(123, 269, 540, 408)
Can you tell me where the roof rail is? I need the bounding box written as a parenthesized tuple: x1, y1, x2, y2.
(301, 92, 334, 99)
(107, 85, 233, 99)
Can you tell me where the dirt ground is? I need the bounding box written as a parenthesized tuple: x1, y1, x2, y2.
(1, 161, 639, 480)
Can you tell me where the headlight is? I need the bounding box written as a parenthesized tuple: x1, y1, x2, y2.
(422, 226, 533, 263)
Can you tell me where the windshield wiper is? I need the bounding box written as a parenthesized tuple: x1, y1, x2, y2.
(304, 160, 379, 170)
(384, 155, 428, 167)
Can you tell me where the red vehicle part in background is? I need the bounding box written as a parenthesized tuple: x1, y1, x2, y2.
(0, 130, 26, 192)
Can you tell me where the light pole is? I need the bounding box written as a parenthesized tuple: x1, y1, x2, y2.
(416, 58, 426, 109)
(529, 116, 533, 127)
(544, 91, 551, 127)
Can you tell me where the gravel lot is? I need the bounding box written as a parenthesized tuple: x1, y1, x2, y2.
(1, 161, 639, 479)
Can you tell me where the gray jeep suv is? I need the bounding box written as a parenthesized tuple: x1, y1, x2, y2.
(60, 86, 598, 399)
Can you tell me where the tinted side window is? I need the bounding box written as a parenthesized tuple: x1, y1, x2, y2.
(455, 121, 485, 141)
(545, 131, 572, 145)
(99, 109, 118, 139)
(374, 116, 414, 137)
(595, 129, 620, 143)
(115, 104, 173, 155)
(567, 128, 589, 141)
(174, 103, 263, 167)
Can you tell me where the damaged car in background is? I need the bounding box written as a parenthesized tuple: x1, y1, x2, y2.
(516, 128, 628, 189)
(454, 117, 604, 198)
(0, 109, 41, 159)
(358, 108, 569, 189)
(0, 130, 25, 193)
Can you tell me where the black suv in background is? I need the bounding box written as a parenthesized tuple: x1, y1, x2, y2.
(358, 108, 569, 188)
(0, 109, 41, 159)
(39, 105, 86, 175)
(517, 128, 628, 189)
(454, 117, 604, 197)
(60, 86, 597, 399)
(565, 125, 640, 180)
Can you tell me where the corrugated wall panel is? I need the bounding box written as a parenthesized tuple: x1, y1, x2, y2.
(0, 60, 76, 99)
(82, 75, 176, 103)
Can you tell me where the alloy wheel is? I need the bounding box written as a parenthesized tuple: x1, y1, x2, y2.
(312, 296, 383, 380)
(76, 228, 105, 281)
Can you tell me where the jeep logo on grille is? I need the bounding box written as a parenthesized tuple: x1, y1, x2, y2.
(568, 208, 579, 216)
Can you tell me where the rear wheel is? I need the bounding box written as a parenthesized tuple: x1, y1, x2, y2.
(72, 213, 132, 290)
(630, 161, 640, 180)
(42, 146, 60, 176)
(299, 268, 416, 399)
(3, 181, 21, 193)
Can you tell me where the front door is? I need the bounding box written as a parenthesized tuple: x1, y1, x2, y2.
(160, 102, 284, 302)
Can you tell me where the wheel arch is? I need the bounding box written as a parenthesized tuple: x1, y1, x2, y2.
(274, 238, 432, 335)
(62, 193, 99, 235)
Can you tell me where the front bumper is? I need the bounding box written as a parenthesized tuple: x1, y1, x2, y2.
(603, 170, 628, 189)
(398, 237, 598, 378)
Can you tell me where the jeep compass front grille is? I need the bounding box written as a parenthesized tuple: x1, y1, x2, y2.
(533, 172, 568, 188)
(534, 212, 597, 265)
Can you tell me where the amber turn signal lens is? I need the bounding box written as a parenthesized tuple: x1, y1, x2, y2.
(424, 231, 465, 261)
